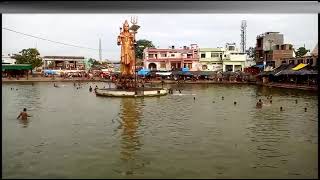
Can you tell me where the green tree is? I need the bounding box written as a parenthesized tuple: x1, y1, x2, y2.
(136, 58, 143, 66)
(88, 58, 95, 65)
(12, 48, 43, 69)
(247, 47, 256, 59)
(295, 47, 309, 57)
(92, 60, 101, 66)
(135, 39, 155, 59)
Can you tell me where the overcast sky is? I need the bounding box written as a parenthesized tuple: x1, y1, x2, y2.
(2, 14, 318, 62)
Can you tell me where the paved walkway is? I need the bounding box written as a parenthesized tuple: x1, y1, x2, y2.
(2, 77, 317, 91)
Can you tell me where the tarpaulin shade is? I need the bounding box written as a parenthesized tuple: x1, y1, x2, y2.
(137, 68, 150, 76)
(156, 72, 172, 76)
(2, 64, 32, 70)
(292, 63, 308, 71)
(182, 67, 189, 72)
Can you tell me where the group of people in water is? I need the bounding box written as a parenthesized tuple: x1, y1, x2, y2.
(255, 95, 274, 108)
(89, 85, 99, 93)
(15, 80, 310, 124)
(255, 95, 307, 111)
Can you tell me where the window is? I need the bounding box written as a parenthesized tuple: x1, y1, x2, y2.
(281, 60, 286, 64)
(160, 62, 166, 69)
(202, 65, 208, 70)
(201, 53, 205, 58)
(228, 46, 235, 51)
(149, 54, 154, 58)
(211, 53, 219, 57)
(289, 60, 295, 64)
(226, 65, 233, 72)
(171, 54, 175, 57)
(297, 59, 303, 64)
(307, 59, 313, 65)
(161, 54, 167, 57)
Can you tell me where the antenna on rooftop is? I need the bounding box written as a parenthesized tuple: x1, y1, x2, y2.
(99, 38, 102, 61)
(240, 20, 247, 53)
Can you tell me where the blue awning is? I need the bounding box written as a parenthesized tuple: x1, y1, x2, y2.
(253, 64, 264, 69)
(137, 68, 150, 76)
(44, 69, 56, 75)
(182, 67, 190, 72)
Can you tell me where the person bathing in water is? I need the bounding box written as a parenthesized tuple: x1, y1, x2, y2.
(256, 99, 263, 108)
(17, 108, 31, 120)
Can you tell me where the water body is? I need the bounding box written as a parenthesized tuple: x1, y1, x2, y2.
(2, 82, 318, 178)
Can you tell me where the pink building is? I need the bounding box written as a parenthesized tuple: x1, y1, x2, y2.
(143, 44, 201, 71)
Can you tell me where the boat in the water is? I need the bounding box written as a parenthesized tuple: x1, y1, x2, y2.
(95, 87, 168, 97)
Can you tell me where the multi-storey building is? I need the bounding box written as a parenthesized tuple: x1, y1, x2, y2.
(199, 48, 224, 71)
(143, 44, 200, 71)
(265, 44, 294, 68)
(2, 53, 17, 64)
(281, 43, 318, 67)
(200, 43, 246, 72)
(222, 43, 246, 72)
(255, 32, 284, 65)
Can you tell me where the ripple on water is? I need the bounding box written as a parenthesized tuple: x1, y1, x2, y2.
(2, 83, 318, 179)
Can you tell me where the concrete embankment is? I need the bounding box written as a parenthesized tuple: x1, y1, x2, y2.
(2, 78, 103, 83)
(2, 78, 316, 91)
(257, 82, 318, 91)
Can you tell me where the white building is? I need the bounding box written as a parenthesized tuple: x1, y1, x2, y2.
(200, 43, 247, 72)
(199, 47, 224, 71)
(2, 54, 16, 64)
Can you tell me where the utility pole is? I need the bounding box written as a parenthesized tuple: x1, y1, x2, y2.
(99, 38, 102, 62)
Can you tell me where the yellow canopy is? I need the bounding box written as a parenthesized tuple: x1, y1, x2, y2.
(292, 63, 307, 71)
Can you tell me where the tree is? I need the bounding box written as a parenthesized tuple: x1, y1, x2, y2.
(136, 58, 143, 66)
(92, 60, 101, 66)
(246, 47, 256, 59)
(135, 39, 155, 59)
(12, 48, 43, 69)
(295, 47, 309, 57)
(88, 58, 95, 65)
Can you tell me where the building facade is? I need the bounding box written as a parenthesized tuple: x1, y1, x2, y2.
(42, 56, 85, 70)
(281, 43, 319, 67)
(255, 32, 284, 65)
(222, 43, 246, 72)
(143, 44, 200, 71)
(199, 48, 224, 71)
(2, 54, 16, 64)
(265, 44, 294, 68)
(200, 43, 246, 72)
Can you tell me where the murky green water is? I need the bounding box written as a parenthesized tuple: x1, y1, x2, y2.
(2, 82, 318, 178)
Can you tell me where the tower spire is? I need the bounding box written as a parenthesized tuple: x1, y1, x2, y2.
(99, 38, 102, 61)
(240, 20, 247, 53)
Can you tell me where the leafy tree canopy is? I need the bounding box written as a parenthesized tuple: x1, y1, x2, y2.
(135, 39, 155, 59)
(295, 47, 309, 57)
(12, 48, 43, 69)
